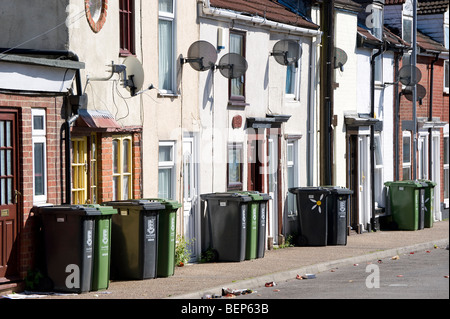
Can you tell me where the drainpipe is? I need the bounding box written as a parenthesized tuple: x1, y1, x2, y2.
(428, 53, 439, 180)
(394, 51, 403, 181)
(412, 0, 417, 180)
(370, 43, 384, 230)
(0, 48, 82, 204)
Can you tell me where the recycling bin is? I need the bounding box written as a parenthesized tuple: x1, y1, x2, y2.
(418, 180, 436, 228)
(200, 192, 252, 262)
(384, 180, 427, 230)
(34, 205, 101, 293)
(238, 191, 271, 259)
(144, 198, 182, 277)
(288, 187, 331, 246)
(105, 199, 165, 280)
(89, 204, 117, 291)
(323, 186, 353, 245)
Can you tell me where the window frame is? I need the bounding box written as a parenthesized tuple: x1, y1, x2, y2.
(286, 140, 299, 216)
(32, 108, 47, 204)
(158, 0, 177, 95)
(444, 125, 449, 207)
(119, 0, 135, 56)
(71, 136, 88, 205)
(402, 131, 412, 180)
(228, 29, 246, 106)
(112, 135, 133, 201)
(158, 141, 176, 199)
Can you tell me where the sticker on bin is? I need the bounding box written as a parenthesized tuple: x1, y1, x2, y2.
(399, 187, 404, 191)
(220, 201, 227, 207)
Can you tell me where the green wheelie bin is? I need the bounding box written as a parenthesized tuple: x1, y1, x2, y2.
(418, 180, 436, 228)
(384, 180, 427, 230)
(89, 204, 117, 291)
(144, 198, 182, 277)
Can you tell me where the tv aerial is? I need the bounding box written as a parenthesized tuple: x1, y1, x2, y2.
(122, 56, 145, 96)
(399, 64, 422, 86)
(271, 39, 302, 67)
(181, 40, 218, 71)
(334, 47, 348, 71)
(182, 40, 248, 79)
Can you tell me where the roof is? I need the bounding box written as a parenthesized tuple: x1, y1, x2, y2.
(384, 0, 406, 4)
(75, 109, 121, 131)
(209, 0, 319, 30)
(417, 30, 448, 53)
(418, 0, 449, 15)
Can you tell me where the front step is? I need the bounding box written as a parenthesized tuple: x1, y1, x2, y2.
(0, 278, 24, 297)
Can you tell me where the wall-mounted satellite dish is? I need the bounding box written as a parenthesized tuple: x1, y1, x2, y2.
(216, 53, 248, 79)
(271, 39, 302, 66)
(403, 84, 427, 102)
(399, 65, 422, 86)
(181, 40, 218, 71)
(123, 56, 145, 96)
(334, 47, 348, 71)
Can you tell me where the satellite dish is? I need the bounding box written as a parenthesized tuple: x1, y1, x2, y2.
(123, 56, 144, 96)
(217, 53, 248, 79)
(181, 40, 218, 71)
(399, 65, 422, 86)
(403, 84, 427, 102)
(334, 47, 348, 71)
(271, 40, 302, 66)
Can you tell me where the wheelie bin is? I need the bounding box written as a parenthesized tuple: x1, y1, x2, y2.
(238, 191, 271, 259)
(144, 198, 181, 277)
(418, 180, 436, 228)
(34, 205, 101, 293)
(105, 199, 165, 280)
(384, 180, 427, 230)
(89, 204, 117, 291)
(288, 187, 331, 246)
(323, 186, 353, 245)
(200, 192, 252, 262)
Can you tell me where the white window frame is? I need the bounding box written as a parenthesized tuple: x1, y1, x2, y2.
(444, 125, 449, 207)
(285, 40, 301, 101)
(158, 141, 176, 199)
(402, 131, 412, 180)
(158, 0, 177, 95)
(402, 15, 413, 44)
(373, 133, 384, 207)
(286, 140, 299, 216)
(418, 132, 429, 180)
(32, 108, 47, 204)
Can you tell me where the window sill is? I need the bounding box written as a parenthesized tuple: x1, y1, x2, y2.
(228, 100, 248, 107)
(158, 92, 180, 98)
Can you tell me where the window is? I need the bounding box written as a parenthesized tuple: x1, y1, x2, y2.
(444, 60, 449, 94)
(402, 131, 411, 180)
(159, 0, 176, 93)
(286, 140, 299, 216)
(158, 141, 176, 199)
(32, 109, 47, 204)
(444, 126, 449, 207)
(90, 133, 98, 204)
(113, 136, 133, 200)
(373, 133, 384, 207)
(227, 143, 243, 190)
(443, 24, 449, 50)
(418, 133, 429, 180)
(72, 137, 88, 204)
(229, 30, 246, 104)
(119, 0, 135, 56)
(402, 16, 413, 44)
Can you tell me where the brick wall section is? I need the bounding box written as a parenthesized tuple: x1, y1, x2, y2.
(396, 55, 450, 205)
(0, 93, 66, 279)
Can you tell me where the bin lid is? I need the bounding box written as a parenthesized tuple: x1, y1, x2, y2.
(142, 198, 182, 209)
(34, 205, 102, 216)
(288, 187, 332, 195)
(86, 204, 118, 215)
(237, 191, 271, 201)
(322, 186, 353, 195)
(384, 180, 426, 188)
(418, 179, 437, 187)
(103, 199, 166, 211)
(200, 192, 252, 202)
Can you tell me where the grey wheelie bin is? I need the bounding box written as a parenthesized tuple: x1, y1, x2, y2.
(200, 192, 252, 262)
(323, 186, 353, 245)
(418, 180, 436, 228)
(34, 205, 101, 293)
(105, 199, 165, 280)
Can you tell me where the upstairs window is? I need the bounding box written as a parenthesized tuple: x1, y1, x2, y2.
(159, 0, 176, 93)
(120, 0, 135, 56)
(229, 30, 246, 105)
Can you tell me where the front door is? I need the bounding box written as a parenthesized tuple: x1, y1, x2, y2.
(0, 111, 19, 279)
(183, 135, 198, 261)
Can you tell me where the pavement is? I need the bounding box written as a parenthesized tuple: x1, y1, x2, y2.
(3, 219, 449, 300)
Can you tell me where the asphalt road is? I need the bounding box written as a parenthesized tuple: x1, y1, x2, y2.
(234, 246, 449, 299)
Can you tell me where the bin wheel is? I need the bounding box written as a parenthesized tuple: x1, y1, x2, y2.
(296, 235, 308, 246)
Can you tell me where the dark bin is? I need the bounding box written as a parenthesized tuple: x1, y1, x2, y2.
(384, 180, 427, 230)
(105, 199, 165, 280)
(323, 186, 353, 245)
(200, 192, 252, 262)
(418, 180, 436, 228)
(238, 191, 271, 259)
(35, 205, 101, 293)
(143, 198, 182, 277)
(288, 187, 331, 246)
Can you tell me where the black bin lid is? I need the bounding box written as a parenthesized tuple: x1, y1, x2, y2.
(33, 205, 102, 216)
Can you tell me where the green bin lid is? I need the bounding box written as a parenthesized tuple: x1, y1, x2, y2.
(34, 205, 102, 216)
(200, 192, 252, 202)
(86, 204, 118, 215)
(384, 180, 425, 188)
(418, 179, 437, 187)
(236, 191, 271, 201)
(142, 198, 182, 209)
(103, 199, 165, 211)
